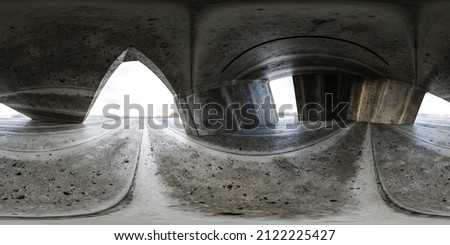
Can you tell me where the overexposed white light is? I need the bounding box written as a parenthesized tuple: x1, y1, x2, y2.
(0, 104, 29, 119)
(270, 77, 298, 116)
(88, 61, 176, 118)
(417, 93, 450, 116)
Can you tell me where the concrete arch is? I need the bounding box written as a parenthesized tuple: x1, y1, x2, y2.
(84, 47, 179, 121)
(235, 54, 387, 82)
(218, 36, 392, 83)
(193, 2, 416, 90)
(221, 36, 389, 73)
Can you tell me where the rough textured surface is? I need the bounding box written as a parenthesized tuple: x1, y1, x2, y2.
(2, 1, 450, 130)
(0, 117, 450, 223)
(152, 123, 366, 217)
(293, 74, 353, 122)
(2, 0, 450, 224)
(0, 2, 190, 122)
(186, 81, 278, 135)
(372, 123, 450, 216)
(0, 118, 142, 217)
(181, 121, 350, 155)
(192, 2, 415, 86)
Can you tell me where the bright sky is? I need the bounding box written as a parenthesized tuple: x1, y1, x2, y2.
(417, 92, 450, 116)
(270, 76, 298, 115)
(0, 104, 29, 119)
(88, 61, 175, 118)
(0, 61, 176, 119)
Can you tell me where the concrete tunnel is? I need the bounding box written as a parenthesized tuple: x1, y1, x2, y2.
(0, 1, 450, 223)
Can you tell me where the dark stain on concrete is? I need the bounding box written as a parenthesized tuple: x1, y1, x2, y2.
(372, 124, 450, 216)
(151, 123, 368, 218)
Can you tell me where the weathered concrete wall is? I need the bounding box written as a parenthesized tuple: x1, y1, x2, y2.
(293, 74, 425, 124)
(1, 1, 450, 132)
(181, 80, 277, 135)
(293, 73, 353, 122)
(0, 2, 191, 122)
(2, 2, 450, 223)
(349, 79, 425, 124)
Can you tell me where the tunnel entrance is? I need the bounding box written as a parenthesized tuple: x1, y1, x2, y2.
(87, 61, 181, 129)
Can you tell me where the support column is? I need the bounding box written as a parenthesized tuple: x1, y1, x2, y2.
(293, 73, 353, 122)
(180, 80, 278, 135)
(293, 73, 426, 125)
(349, 78, 426, 124)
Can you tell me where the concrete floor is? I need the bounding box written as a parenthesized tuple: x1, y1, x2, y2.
(0, 116, 449, 224)
(0, 118, 141, 217)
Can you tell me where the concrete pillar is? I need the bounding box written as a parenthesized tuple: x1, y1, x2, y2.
(349, 78, 426, 124)
(293, 73, 353, 122)
(180, 80, 278, 135)
(293, 73, 426, 124)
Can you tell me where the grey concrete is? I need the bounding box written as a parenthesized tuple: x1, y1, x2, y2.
(292, 73, 425, 124)
(293, 73, 354, 122)
(183, 81, 278, 135)
(177, 121, 350, 156)
(0, 2, 190, 123)
(372, 123, 450, 216)
(152, 122, 365, 217)
(0, 118, 142, 217)
(1, 117, 450, 223)
(2, 0, 450, 224)
(350, 79, 425, 124)
(2, 1, 450, 132)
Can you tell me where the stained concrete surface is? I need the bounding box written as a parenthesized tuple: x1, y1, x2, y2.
(372, 123, 450, 216)
(174, 119, 351, 155)
(2, 0, 450, 224)
(0, 116, 450, 223)
(0, 119, 142, 217)
(152, 122, 364, 217)
(2, 1, 450, 130)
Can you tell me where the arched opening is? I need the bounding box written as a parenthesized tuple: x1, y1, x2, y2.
(0, 104, 30, 120)
(269, 76, 298, 126)
(416, 92, 450, 123)
(87, 61, 181, 129)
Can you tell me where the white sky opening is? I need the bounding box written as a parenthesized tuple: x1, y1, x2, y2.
(417, 93, 450, 118)
(88, 61, 177, 119)
(0, 104, 30, 119)
(270, 76, 298, 120)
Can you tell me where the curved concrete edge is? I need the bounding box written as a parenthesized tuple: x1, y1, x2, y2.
(0, 121, 143, 219)
(150, 122, 369, 217)
(164, 120, 355, 156)
(369, 123, 450, 218)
